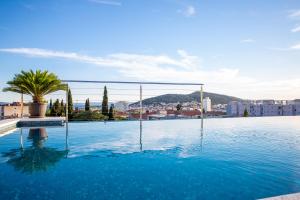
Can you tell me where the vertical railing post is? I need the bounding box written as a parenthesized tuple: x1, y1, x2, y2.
(20, 128, 23, 149)
(139, 84, 143, 121)
(200, 85, 204, 129)
(65, 121, 69, 156)
(21, 93, 23, 118)
(65, 83, 69, 157)
(66, 84, 69, 125)
(139, 120, 143, 151)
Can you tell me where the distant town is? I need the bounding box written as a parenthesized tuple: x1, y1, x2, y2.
(2, 95, 300, 120)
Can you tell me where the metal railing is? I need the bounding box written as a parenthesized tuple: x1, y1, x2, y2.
(62, 80, 205, 127)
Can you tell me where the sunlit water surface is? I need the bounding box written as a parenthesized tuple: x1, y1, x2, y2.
(1, 117, 300, 200)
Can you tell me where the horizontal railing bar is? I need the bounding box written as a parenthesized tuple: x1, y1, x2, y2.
(62, 80, 204, 86)
(70, 87, 198, 91)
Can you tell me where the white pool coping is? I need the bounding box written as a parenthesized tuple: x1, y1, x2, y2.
(0, 118, 19, 128)
(0, 117, 65, 135)
(259, 193, 300, 200)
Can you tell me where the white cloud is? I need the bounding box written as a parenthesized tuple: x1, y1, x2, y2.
(88, 0, 121, 6)
(240, 39, 255, 43)
(290, 43, 300, 49)
(1, 47, 300, 99)
(288, 10, 300, 18)
(179, 5, 196, 17)
(186, 6, 196, 16)
(291, 25, 300, 33)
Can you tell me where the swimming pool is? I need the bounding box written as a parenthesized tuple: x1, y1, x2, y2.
(1, 117, 300, 200)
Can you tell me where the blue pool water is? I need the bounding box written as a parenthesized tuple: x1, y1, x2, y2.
(1, 117, 300, 200)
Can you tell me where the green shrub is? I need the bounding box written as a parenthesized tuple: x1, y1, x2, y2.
(70, 111, 108, 121)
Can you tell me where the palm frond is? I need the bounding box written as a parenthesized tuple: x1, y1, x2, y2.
(3, 70, 66, 103)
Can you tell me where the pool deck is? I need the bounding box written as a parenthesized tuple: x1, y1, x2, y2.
(0, 119, 19, 134)
(260, 193, 300, 200)
(0, 117, 65, 134)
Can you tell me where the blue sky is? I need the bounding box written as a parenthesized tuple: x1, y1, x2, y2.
(0, 0, 300, 102)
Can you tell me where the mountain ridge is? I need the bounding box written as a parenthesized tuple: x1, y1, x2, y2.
(131, 91, 242, 106)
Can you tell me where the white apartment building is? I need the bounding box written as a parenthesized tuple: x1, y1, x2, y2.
(250, 104, 261, 117)
(203, 97, 212, 112)
(261, 104, 282, 116)
(227, 101, 251, 117)
(227, 101, 239, 116)
(282, 104, 294, 116)
(227, 100, 300, 117)
(237, 103, 250, 117)
(294, 103, 300, 115)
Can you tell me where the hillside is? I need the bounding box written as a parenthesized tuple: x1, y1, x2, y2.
(131, 91, 242, 106)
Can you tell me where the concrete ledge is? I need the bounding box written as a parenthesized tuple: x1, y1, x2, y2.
(17, 117, 65, 127)
(259, 193, 300, 200)
(0, 117, 65, 135)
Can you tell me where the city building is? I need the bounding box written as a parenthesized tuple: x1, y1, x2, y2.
(0, 102, 29, 119)
(227, 100, 300, 117)
(227, 101, 239, 117)
(250, 104, 261, 117)
(261, 102, 282, 116)
(282, 104, 294, 116)
(203, 97, 212, 112)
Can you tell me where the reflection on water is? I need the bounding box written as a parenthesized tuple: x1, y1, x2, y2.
(139, 120, 204, 153)
(140, 120, 142, 151)
(2, 128, 68, 174)
(1, 120, 204, 173)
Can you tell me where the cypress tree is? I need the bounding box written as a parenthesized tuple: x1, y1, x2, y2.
(67, 89, 73, 114)
(52, 99, 61, 116)
(85, 98, 90, 111)
(49, 99, 53, 110)
(108, 104, 114, 120)
(60, 99, 65, 116)
(243, 109, 249, 117)
(176, 104, 182, 111)
(102, 86, 109, 116)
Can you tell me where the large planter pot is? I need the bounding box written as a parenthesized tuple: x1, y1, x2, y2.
(29, 102, 47, 118)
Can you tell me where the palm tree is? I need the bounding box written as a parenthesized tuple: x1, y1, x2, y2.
(3, 70, 66, 117)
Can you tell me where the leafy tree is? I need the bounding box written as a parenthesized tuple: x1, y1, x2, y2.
(243, 109, 249, 117)
(67, 89, 73, 114)
(85, 98, 90, 111)
(108, 104, 114, 120)
(3, 70, 66, 103)
(102, 86, 109, 116)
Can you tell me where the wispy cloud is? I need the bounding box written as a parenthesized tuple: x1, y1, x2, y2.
(88, 0, 122, 6)
(290, 43, 300, 49)
(0, 48, 244, 86)
(240, 39, 255, 43)
(178, 5, 196, 17)
(288, 9, 300, 18)
(269, 42, 300, 51)
(1, 47, 300, 99)
(0, 48, 200, 72)
(291, 25, 300, 33)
